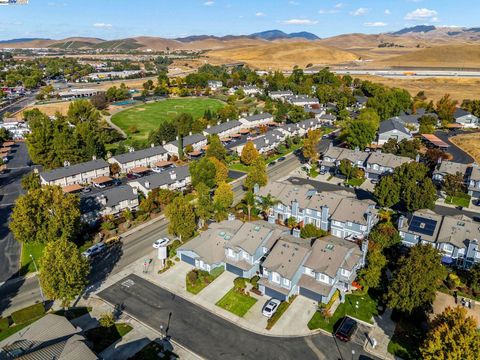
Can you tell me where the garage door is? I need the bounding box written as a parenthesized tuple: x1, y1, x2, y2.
(264, 287, 287, 301)
(180, 254, 196, 266)
(299, 287, 323, 302)
(226, 263, 244, 277)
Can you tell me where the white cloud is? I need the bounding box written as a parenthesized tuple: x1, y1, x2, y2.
(351, 8, 368, 16)
(405, 8, 438, 21)
(334, 3, 344, 8)
(282, 18, 318, 25)
(385, 9, 391, 15)
(203, 1, 214, 6)
(288, 1, 299, 5)
(93, 23, 112, 28)
(255, 12, 265, 17)
(364, 22, 387, 27)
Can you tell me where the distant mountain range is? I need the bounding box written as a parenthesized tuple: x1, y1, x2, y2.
(250, 30, 320, 41)
(0, 37, 51, 44)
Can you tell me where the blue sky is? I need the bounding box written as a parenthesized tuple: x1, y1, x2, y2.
(0, 0, 478, 40)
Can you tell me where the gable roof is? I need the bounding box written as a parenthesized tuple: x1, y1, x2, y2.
(204, 120, 242, 135)
(167, 133, 206, 148)
(454, 108, 472, 119)
(225, 222, 277, 254)
(131, 166, 189, 189)
(111, 145, 167, 164)
(331, 197, 376, 225)
(435, 160, 470, 177)
(379, 119, 410, 136)
(242, 113, 273, 122)
(40, 159, 109, 182)
(366, 152, 412, 169)
(437, 215, 480, 248)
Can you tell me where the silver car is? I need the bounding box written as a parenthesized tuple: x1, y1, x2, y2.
(262, 299, 281, 318)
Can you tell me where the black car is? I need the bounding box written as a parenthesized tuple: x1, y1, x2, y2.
(335, 317, 358, 342)
(278, 156, 286, 162)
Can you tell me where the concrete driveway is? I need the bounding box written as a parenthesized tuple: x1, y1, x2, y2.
(273, 295, 319, 335)
(199, 270, 236, 303)
(156, 260, 193, 295)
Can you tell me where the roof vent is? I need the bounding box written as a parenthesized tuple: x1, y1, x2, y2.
(254, 225, 261, 231)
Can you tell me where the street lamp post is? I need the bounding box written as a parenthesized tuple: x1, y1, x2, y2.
(351, 349, 355, 360)
(30, 254, 45, 302)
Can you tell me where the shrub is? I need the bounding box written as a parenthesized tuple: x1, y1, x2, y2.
(99, 312, 115, 328)
(300, 224, 327, 239)
(249, 275, 260, 288)
(168, 240, 182, 258)
(11, 303, 45, 325)
(187, 270, 199, 284)
(234, 277, 247, 291)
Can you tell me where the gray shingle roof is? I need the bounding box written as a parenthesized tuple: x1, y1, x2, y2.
(111, 145, 167, 164)
(379, 119, 410, 135)
(132, 165, 189, 189)
(242, 113, 273, 122)
(81, 185, 137, 213)
(40, 159, 109, 182)
(204, 120, 242, 135)
(454, 108, 472, 118)
(167, 133, 206, 148)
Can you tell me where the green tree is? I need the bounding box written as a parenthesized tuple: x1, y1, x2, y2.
(99, 312, 115, 328)
(39, 239, 89, 306)
(358, 247, 387, 289)
(338, 159, 356, 180)
(67, 99, 100, 125)
(420, 306, 480, 360)
(213, 181, 234, 221)
(342, 119, 377, 150)
(241, 141, 260, 166)
(258, 193, 279, 218)
(403, 177, 437, 212)
(286, 216, 298, 228)
(436, 94, 458, 124)
(369, 222, 401, 249)
(443, 172, 465, 197)
(374, 175, 401, 208)
(300, 224, 327, 239)
(21, 172, 41, 192)
(165, 195, 196, 241)
(189, 157, 217, 189)
(195, 182, 213, 228)
(245, 157, 268, 190)
(419, 115, 437, 134)
(209, 157, 228, 185)
(387, 244, 446, 313)
(302, 129, 321, 164)
(243, 191, 256, 221)
(9, 186, 80, 244)
(206, 134, 227, 161)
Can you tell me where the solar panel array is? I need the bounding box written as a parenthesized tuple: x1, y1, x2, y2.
(408, 216, 438, 236)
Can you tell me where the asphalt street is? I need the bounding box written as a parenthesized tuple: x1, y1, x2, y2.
(433, 130, 475, 164)
(0, 142, 33, 283)
(99, 274, 377, 360)
(0, 94, 36, 118)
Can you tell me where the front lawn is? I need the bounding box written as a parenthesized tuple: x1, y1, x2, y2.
(445, 194, 471, 208)
(54, 307, 92, 320)
(111, 98, 225, 142)
(0, 303, 46, 342)
(308, 291, 378, 333)
(85, 323, 133, 353)
(345, 177, 366, 187)
(229, 162, 250, 173)
(186, 267, 224, 294)
(20, 242, 45, 274)
(216, 289, 258, 317)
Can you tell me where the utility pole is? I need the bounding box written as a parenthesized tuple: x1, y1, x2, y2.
(30, 254, 45, 302)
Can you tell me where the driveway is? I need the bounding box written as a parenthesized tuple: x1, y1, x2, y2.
(197, 270, 236, 304)
(273, 296, 318, 335)
(99, 274, 378, 360)
(156, 260, 193, 295)
(0, 142, 33, 282)
(434, 131, 474, 164)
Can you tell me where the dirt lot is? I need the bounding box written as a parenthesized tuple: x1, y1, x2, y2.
(450, 132, 480, 164)
(17, 101, 73, 118)
(355, 75, 480, 102)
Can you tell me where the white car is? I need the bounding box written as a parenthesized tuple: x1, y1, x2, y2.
(262, 298, 281, 318)
(151, 166, 163, 173)
(153, 238, 170, 248)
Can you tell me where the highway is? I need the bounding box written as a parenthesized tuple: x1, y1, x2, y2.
(331, 69, 480, 79)
(0, 155, 301, 317)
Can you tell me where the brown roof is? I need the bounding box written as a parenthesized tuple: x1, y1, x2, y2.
(1, 141, 14, 147)
(239, 129, 251, 134)
(130, 166, 150, 173)
(231, 133, 242, 138)
(92, 176, 112, 184)
(62, 184, 83, 193)
(154, 160, 174, 168)
(189, 150, 203, 156)
(421, 134, 450, 148)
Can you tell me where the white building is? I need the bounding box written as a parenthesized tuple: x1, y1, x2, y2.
(39, 158, 110, 187)
(108, 144, 168, 174)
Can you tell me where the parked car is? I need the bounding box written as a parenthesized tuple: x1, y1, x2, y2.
(112, 179, 122, 186)
(472, 216, 480, 223)
(82, 186, 92, 193)
(126, 173, 138, 180)
(335, 317, 358, 342)
(153, 237, 170, 249)
(82, 243, 106, 259)
(262, 298, 281, 318)
(93, 182, 107, 189)
(268, 161, 277, 167)
(151, 166, 163, 173)
(278, 156, 286, 162)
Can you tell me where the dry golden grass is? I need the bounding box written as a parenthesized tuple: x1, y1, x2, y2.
(354, 75, 480, 102)
(378, 44, 480, 68)
(17, 101, 72, 118)
(207, 42, 359, 70)
(450, 133, 480, 164)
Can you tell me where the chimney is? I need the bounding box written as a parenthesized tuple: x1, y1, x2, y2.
(354, 146, 359, 152)
(415, 154, 420, 162)
(132, 187, 138, 195)
(129, 147, 135, 153)
(265, 139, 269, 145)
(217, 120, 221, 125)
(92, 155, 97, 160)
(189, 131, 192, 136)
(170, 171, 177, 180)
(151, 143, 155, 148)
(176, 135, 179, 141)
(145, 181, 150, 189)
(292, 228, 301, 238)
(398, 215, 405, 229)
(162, 140, 166, 146)
(207, 124, 211, 129)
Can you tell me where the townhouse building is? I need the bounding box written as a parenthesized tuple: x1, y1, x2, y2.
(108, 144, 168, 174)
(468, 165, 480, 200)
(319, 145, 369, 174)
(239, 112, 274, 128)
(398, 210, 480, 268)
(164, 133, 207, 157)
(432, 160, 470, 184)
(268, 90, 293, 101)
(364, 152, 412, 180)
(39, 158, 110, 187)
(377, 118, 412, 145)
(285, 95, 319, 107)
(127, 165, 191, 196)
(454, 108, 479, 128)
(203, 120, 244, 139)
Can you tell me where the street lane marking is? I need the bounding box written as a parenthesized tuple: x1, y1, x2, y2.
(121, 279, 135, 288)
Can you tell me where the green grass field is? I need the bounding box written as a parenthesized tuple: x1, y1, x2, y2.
(111, 98, 225, 142)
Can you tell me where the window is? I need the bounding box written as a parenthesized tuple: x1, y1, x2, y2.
(332, 220, 342, 226)
(443, 244, 453, 253)
(283, 278, 290, 287)
(318, 273, 329, 283)
(227, 248, 235, 258)
(346, 221, 352, 227)
(272, 272, 280, 283)
(341, 268, 350, 277)
(305, 267, 315, 277)
(306, 209, 311, 215)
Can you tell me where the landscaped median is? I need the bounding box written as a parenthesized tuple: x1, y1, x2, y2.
(186, 267, 224, 294)
(216, 277, 257, 317)
(307, 290, 378, 333)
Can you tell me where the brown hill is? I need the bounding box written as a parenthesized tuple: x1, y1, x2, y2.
(379, 44, 480, 68)
(181, 37, 267, 51)
(130, 36, 184, 50)
(207, 41, 359, 69)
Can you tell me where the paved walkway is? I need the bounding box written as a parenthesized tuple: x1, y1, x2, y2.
(433, 291, 480, 323)
(364, 309, 396, 360)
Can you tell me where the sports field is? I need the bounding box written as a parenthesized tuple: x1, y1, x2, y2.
(111, 98, 225, 141)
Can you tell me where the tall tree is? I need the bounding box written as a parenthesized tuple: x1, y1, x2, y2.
(302, 129, 321, 164)
(39, 239, 90, 306)
(369, 222, 401, 249)
(358, 247, 387, 289)
(209, 157, 228, 185)
(241, 141, 260, 166)
(436, 94, 458, 124)
(189, 157, 217, 189)
(342, 119, 377, 150)
(420, 306, 480, 360)
(206, 134, 227, 161)
(67, 99, 100, 125)
(9, 186, 80, 244)
(443, 172, 465, 197)
(374, 175, 401, 208)
(21, 172, 41, 192)
(243, 191, 256, 221)
(195, 182, 213, 228)
(245, 157, 268, 190)
(213, 181, 234, 221)
(165, 195, 196, 241)
(387, 244, 446, 313)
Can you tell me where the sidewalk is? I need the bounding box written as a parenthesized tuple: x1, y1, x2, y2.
(364, 308, 396, 360)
